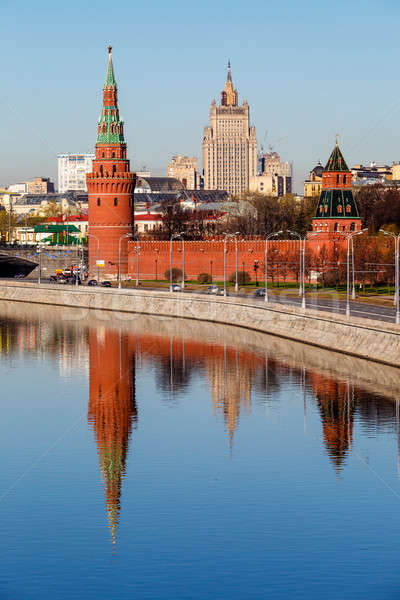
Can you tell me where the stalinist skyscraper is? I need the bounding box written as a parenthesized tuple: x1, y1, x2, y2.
(202, 62, 257, 195)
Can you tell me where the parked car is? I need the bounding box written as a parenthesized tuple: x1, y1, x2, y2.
(101, 281, 112, 288)
(171, 284, 182, 292)
(206, 285, 224, 296)
(254, 288, 266, 297)
(14, 273, 25, 279)
(87, 279, 98, 286)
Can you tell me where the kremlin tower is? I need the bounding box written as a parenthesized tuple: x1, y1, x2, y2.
(87, 47, 136, 278)
(311, 139, 362, 237)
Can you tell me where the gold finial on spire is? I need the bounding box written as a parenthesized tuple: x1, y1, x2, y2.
(335, 133, 339, 146)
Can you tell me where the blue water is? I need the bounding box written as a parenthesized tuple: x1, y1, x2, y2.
(0, 311, 399, 599)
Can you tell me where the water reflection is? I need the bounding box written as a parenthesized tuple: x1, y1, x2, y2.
(87, 328, 137, 545)
(0, 307, 399, 546)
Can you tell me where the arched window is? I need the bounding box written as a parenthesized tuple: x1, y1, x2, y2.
(346, 204, 351, 213)
(97, 198, 101, 206)
(350, 222, 355, 231)
(336, 174, 340, 185)
(114, 197, 118, 206)
(112, 165, 116, 176)
(334, 222, 339, 231)
(112, 152, 115, 158)
(343, 174, 347, 184)
(99, 165, 103, 176)
(337, 205, 343, 214)
(102, 152, 105, 158)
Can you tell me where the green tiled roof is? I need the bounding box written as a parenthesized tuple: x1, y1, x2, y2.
(324, 143, 349, 172)
(97, 48, 125, 145)
(315, 190, 359, 219)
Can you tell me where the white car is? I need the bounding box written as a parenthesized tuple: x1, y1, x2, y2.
(171, 284, 182, 292)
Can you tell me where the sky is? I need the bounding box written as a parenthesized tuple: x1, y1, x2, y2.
(1, 0, 400, 192)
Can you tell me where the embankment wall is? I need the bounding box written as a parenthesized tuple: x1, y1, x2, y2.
(0, 281, 398, 367)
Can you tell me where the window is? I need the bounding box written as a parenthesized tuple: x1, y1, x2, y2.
(114, 198, 118, 206)
(350, 222, 355, 231)
(97, 198, 101, 206)
(112, 165, 116, 175)
(334, 223, 339, 231)
(343, 174, 347, 184)
(336, 174, 340, 185)
(112, 152, 115, 158)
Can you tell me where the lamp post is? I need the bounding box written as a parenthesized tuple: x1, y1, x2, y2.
(265, 231, 283, 303)
(133, 237, 141, 287)
(380, 229, 400, 324)
(88, 232, 100, 282)
(118, 232, 133, 289)
(346, 229, 368, 317)
(287, 229, 303, 296)
(223, 232, 239, 296)
(170, 233, 184, 292)
(37, 245, 42, 284)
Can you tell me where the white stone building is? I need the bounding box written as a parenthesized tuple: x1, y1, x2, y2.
(202, 63, 257, 195)
(57, 153, 94, 192)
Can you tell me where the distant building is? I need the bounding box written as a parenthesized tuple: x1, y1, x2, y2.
(304, 162, 323, 197)
(202, 62, 257, 195)
(7, 183, 28, 194)
(167, 155, 202, 189)
(351, 162, 392, 186)
(252, 151, 292, 196)
(249, 173, 291, 197)
(26, 177, 55, 194)
(58, 153, 95, 192)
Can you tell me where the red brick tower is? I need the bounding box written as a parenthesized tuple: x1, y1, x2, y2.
(87, 46, 136, 278)
(311, 139, 362, 238)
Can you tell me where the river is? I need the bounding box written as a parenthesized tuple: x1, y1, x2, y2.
(0, 301, 399, 599)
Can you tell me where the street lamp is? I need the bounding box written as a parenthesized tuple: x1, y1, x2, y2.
(88, 232, 100, 282)
(346, 229, 368, 317)
(133, 236, 141, 287)
(287, 229, 303, 296)
(380, 229, 400, 324)
(223, 232, 239, 296)
(170, 233, 185, 292)
(37, 245, 42, 284)
(118, 232, 133, 289)
(265, 231, 283, 303)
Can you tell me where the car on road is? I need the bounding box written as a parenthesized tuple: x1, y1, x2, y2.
(101, 281, 112, 288)
(171, 284, 182, 292)
(254, 288, 266, 297)
(206, 285, 225, 296)
(87, 279, 98, 286)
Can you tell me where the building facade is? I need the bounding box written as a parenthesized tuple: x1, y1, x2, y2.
(58, 153, 95, 192)
(86, 47, 136, 278)
(202, 62, 257, 195)
(304, 162, 323, 197)
(311, 141, 362, 236)
(167, 155, 202, 189)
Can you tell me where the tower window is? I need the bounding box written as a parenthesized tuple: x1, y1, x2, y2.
(334, 223, 339, 231)
(114, 197, 118, 206)
(112, 152, 115, 158)
(343, 174, 347, 184)
(113, 165, 116, 175)
(350, 222, 355, 231)
(97, 198, 101, 206)
(336, 174, 340, 185)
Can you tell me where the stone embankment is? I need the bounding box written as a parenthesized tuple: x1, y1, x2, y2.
(0, 280, 399, 367)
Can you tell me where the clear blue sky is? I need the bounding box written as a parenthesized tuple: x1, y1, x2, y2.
(1, 0, 400, 192)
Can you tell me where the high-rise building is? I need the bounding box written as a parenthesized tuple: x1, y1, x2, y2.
(202, 62, 257, 195)
(311, 140, 362, 236)
(87, 47, 136, 278)
(58, 153, 95, 192)
(167, 155, 202, 189)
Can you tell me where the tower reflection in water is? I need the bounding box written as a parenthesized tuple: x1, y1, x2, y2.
(3, 313, 397, 542)
(88, 327, 137, 545)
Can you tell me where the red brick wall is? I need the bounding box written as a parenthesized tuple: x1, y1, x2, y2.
(127, 239, 338, 282)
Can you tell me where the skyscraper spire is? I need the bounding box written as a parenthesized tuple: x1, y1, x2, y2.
(227, 59, 232, 82)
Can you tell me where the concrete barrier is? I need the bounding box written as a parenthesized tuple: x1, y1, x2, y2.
(0, 280, 399, 367)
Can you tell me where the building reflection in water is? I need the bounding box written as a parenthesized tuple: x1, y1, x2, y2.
(1, 312, 400, 537)
(87, 327, 137, 545)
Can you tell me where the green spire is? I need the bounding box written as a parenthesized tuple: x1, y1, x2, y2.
(324, 138, 349, 172)
(105, 45, 116, 89)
